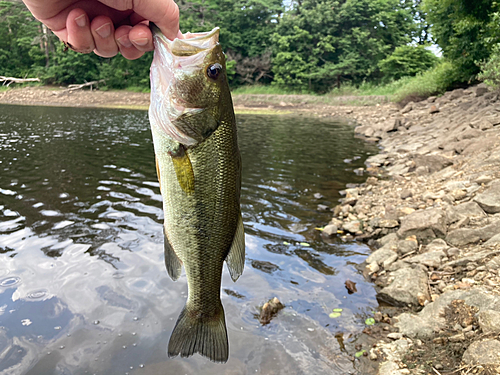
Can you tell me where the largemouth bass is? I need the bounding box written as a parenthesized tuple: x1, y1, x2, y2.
(149, 25, 245, 363)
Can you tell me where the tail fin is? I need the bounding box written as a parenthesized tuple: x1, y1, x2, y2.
(168, 302, 228, 363)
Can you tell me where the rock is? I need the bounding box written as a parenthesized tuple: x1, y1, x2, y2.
(475, 86, 489, 97)
(400, 189, 412, 199)
(387, 332, 403, 340)
(378, 267, 430, 308)
(426, 239, 448, 253)
(321, 224, 338, 237)
(366, 247, 398, 265)
(366, 262, 380, 275)
(406, 250, 446, 268)
(485, 233, 500, 246)
(448, 333, 465, 342)
(401, 102, 413, 114)
(478, 118, 494, 130)
(462, 339, 500, 365)
(259, 297, 285, 325)
(478, 310, 500, 334)
(317, 204, 329, 211)
(446, 220, 500, 246)
(446, 201, 486, 224)
(449, 88, 465, 100)
(378, 219, 399, 228)
(412, 154, 453, 173)
(395, 288, 500, 339)
(383, 253, 399, 269)
(397, 240, 418, 255)
(474, 181, 500, 214)
(377, 233, 399, 247)
(429, 105, 439, 114)
(476, 175, 493, 185)
(397, 209, 447, 242)
(343, 220, 361, 234)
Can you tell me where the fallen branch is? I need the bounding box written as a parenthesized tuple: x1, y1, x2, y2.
(65, 80, 106, 91)
(0, 76, 40, 86)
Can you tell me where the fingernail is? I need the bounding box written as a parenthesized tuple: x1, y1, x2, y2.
(131, 38, 148, 46)
(117, 35, 133, 48)
(95, 23, 111, 39)
(75, 14, 86, 28)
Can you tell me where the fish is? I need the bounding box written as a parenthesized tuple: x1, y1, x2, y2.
(148, 24, 245, 363)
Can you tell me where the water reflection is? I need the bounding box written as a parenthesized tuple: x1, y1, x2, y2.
(0, 105, 378, 374)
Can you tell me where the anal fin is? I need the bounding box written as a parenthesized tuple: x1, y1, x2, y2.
(164, 227, 182, 281)
(225, 214, 245, 282)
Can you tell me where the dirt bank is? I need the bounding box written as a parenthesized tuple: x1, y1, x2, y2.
(323, 85, 500, 375)
(0, 86, 389, 115)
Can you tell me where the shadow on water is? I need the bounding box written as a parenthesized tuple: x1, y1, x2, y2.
(0, 105, 379, 374)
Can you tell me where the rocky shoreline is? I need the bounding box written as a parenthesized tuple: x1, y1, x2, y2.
(327, 85, 500, 374)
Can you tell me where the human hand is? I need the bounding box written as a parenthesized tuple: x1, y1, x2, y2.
(22, 0, 180, 60)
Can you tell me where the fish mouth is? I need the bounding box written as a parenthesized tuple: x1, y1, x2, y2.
(149, 26, 220, 146)
(151, 24, 220, 57)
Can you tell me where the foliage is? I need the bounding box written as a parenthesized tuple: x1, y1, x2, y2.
(422, 0, 499, 81)
(478, 44, 500, 89)
(378, 45, 439, 81)
(271, 0, 415, 92)
(391, 61, 461, 102)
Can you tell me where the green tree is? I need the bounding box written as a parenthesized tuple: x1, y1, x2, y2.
(378, 44, 439, 81)
(422, 0, 499, 81)
(271, 0, 415, 92)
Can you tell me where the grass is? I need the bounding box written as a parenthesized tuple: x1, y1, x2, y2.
(231, 84, 313, 95)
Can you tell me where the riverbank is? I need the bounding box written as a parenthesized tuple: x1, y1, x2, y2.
(325, 84, 500, 374)
(0, 86, 389, 114)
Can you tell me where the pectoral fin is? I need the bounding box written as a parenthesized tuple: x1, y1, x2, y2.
(164, 228, 182, 281)
(225, 214, 245, 282)
(169, 145, 195, 195)
(155, 155, 161, 191)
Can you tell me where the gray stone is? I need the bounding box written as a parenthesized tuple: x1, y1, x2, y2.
(441, 250, 500, 269)
(366, 247, 398, 265)
(406, 250, 446, 268)
(401, 102, 413, 114)
(426, 239, 449, 253)
(486, 256, 500, 269)
(397, 240, 418, 255)
(412, 155, 453, 173)
(398, 209, 447, 242)
(474, 181, 500, 214)
(378, 219, 399, 228)
(446, 201, 486, 224)
(457, 127, 482, 141)
(396, 288, 500, 339)
(485, 233, 500, 246)
(478, 310, 500, 334)
(377, 233, 399, 247)
(462, 339, 500, 365)
(383, 253, 399, 269)
(449, 88, 465, 100)
(342, 220, 361, 234)
(475, 86, 489, 97)
(321, 224, 338, 237)
(378, 267, 430, 308)
(446, 220, 500, 246)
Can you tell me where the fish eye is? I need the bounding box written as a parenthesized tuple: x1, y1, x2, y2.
(206, 63, 222, 80)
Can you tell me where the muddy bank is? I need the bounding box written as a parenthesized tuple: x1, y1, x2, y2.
(325, 84, 500, 374)
(0, 86, 388, 115)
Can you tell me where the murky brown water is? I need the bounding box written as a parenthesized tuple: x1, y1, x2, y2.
(0, 105, 379, 375)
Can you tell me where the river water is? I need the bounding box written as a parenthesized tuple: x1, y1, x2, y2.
(0, 105, 379, 375)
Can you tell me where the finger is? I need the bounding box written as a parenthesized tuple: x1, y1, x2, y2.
(66, 9, 95, 53)
(91, 16, 118, 58)
(129, 23, 153, 52)
(99, 0, 179, 40)
(115, 25, 145, 60)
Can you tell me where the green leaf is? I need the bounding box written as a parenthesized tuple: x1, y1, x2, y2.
(329, 312, 342, 318)
(283, 241, 290, 245)
(365, 318, 375, 326)
(299, 242, 310, 247)
(332, 308, 343, 312)
(354, 350, 366, 358)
